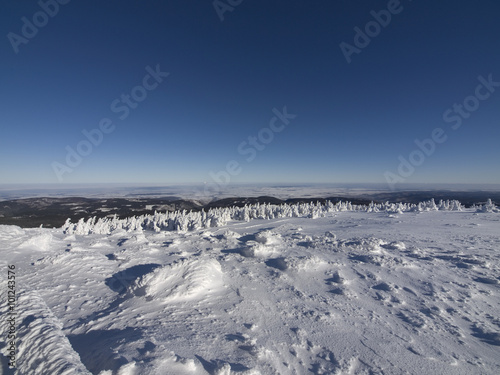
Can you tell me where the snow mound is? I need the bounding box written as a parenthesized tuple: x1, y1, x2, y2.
(254, 230, 281, 245)
(0, 225, 25, 239)
(285, 255, 329, 271)
(339, 237, 387, 253)
(17, 232, 53, 251)
(218, 230, 240, 239)
(383, 241, 406, 250)
(0, 292, 91, 374)
(154, 352, 200, 374)
(242, 241, 281, 258)
(239, 230, 283, 258)
(130, 258, 225, 302)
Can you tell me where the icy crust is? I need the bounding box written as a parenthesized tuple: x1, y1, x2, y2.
(0, 292, 91, 375)
(60, 199, 489, 235)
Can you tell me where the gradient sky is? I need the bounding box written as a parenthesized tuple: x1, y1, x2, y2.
(1, 0, 499, 186)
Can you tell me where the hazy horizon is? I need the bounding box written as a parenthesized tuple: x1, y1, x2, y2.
(2, 182, 500, 203)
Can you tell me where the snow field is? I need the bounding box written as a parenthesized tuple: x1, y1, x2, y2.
(0, 200, 499, 374)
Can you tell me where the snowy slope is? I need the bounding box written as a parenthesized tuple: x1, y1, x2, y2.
(1, 201, 499, 374)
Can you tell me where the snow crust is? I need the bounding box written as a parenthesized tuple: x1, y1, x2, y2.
(1, 199, 499, 374)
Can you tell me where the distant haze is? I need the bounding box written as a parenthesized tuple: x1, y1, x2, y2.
(1, 183, 500, 202)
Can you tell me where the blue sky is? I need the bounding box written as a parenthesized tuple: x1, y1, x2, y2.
(1, 0, 499, 187)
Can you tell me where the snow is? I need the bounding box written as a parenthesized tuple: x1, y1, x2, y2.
(0, 292, 91, 375)
(1, 200, 499, 374)
(60, 199, 466, 236)
(129, 258, 225, 303)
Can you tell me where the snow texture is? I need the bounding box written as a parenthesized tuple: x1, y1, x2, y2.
(1, 199, 499, 374)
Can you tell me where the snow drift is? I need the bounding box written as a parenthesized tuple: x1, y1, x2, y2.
(129, 258, 225, 302)
(0, 292, 91, 375)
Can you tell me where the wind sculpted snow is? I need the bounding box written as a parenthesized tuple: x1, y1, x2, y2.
(0, 199, 499, 374)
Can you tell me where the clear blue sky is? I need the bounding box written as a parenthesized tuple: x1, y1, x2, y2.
(1, 0, 499, 187)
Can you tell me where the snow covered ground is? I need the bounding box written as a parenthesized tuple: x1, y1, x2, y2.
(1, 201, 499, 374)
